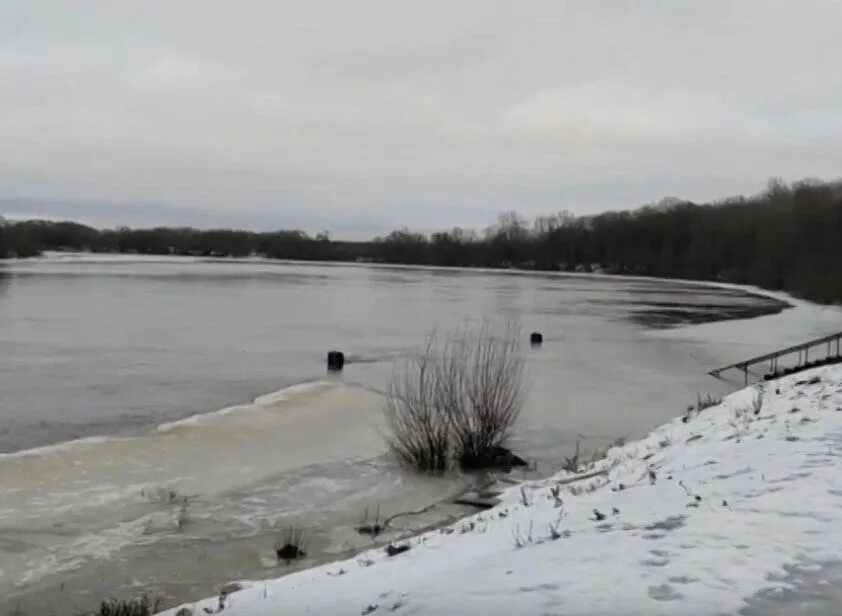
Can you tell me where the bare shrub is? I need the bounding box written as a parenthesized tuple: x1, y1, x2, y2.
(78, 596, 160, 616)
(550, 485, 563, 508)
(512, 521, 534, 548)
(384, 322, 525, 471)
(696, 393, 722, 413)
(443, 322, 525, 469)
(356, 505, 384, 538)
(562, 440, 581, 473)
(384, 334, 451, 471)
(274, 526, 309, 564)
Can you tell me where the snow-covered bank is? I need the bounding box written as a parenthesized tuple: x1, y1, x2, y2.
(160, 365, 842, 616)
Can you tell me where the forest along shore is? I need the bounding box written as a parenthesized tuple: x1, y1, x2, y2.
(161, 365, 842, 616)
(2, 178, 841, 305)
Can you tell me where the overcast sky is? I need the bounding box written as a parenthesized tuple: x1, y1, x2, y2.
(1, 1, 841, 237)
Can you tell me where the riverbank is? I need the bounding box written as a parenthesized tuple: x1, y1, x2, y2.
(161, 364, 842, 616)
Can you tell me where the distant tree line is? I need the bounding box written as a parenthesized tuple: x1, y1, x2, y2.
(1, 178, 841, 303)
(0, 222, 372, 262)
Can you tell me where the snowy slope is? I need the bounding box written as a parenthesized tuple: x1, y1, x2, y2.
(161, 365, 842, 616)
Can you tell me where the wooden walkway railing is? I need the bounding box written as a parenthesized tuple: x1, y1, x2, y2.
(709, 331, 842, 385)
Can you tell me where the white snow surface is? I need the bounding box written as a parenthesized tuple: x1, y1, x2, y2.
(161, 365, 842, 616)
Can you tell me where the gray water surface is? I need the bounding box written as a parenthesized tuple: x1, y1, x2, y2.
(0, 255, 784, 454)
(0, 254, 819, 614)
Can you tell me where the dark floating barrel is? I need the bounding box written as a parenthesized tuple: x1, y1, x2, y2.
(530, 332, 543, 345)
(327, 350, 345, 372)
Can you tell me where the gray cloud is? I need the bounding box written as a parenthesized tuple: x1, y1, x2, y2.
(1, 0, 841, 237)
